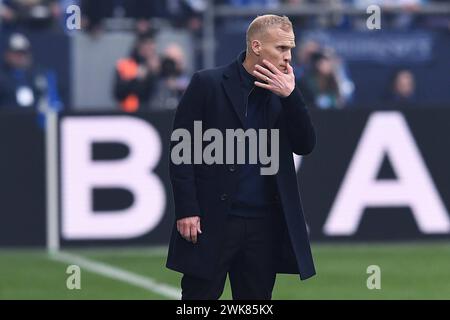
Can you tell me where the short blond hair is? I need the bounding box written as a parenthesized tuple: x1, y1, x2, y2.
(246, 14, 293, 50)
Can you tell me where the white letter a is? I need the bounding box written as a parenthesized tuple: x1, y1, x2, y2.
(324, 112, 450, 235)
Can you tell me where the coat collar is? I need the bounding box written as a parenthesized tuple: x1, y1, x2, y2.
(222, 51, 282, 129)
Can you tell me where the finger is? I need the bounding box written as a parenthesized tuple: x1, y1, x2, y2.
(182, 224, 190, 241)
(287, 63, 294, 75)
(197, 220, 202, 234)
(255, 64, 275, 78)
(186, 225, 193, 242)
(177, 220, 185, 235)
(253, 70, 273, 83)
(254, 81, 272, 90)
(262, 59, 282, 75)
(190, 224, 197, 244)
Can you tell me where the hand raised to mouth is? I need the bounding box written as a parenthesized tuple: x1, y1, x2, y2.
(253, 59, 295, 98)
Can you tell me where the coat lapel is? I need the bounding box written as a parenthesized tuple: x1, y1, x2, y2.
(222, 62, 246, 128)
(221, 51, 283, 129)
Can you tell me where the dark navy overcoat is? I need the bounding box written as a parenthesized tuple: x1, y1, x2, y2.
(166, 52, 317, 281)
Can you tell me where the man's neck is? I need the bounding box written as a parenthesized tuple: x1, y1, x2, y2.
(242, 55, 257, 76)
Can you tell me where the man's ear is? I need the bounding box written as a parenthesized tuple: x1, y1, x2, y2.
(251, 39, 262, 56)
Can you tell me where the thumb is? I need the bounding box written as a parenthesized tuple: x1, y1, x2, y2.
(287, 63, 293, 75)
(197, 219, 202, 234)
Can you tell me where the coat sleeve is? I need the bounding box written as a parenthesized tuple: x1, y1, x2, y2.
(169, 71, 205, 220)
(280, 86, 316, 155)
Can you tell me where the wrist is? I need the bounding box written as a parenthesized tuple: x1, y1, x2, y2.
(281, 86, 296, 99)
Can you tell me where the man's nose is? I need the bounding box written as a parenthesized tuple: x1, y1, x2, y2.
(284, 51, 292, 63)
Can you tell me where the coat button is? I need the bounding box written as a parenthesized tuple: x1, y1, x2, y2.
(229, 165, 236, 172)
(274, 194, 280, 201)
(220, 193, 228, 201)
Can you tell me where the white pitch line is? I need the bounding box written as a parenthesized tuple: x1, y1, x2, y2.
(50, 251, 181, 300)
(70, 246, 169, 258)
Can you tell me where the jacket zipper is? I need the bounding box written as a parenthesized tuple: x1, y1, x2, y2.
(245, 86, 255, 117)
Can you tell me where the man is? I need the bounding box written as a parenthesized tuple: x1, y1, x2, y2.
(166, 14, 316, 300)
(149, 43, 189, 111)
(0, 33, 43, 112)
(113, 31, 160, 112)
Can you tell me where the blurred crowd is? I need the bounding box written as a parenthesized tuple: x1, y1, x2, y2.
(113, 28, 190, 112)
(0, 0, 206, 32)
(1, 0, 449, 33)
(0, 30, 418, 113)
(0, 0, 448, 113)
(294, 40, 354, 109)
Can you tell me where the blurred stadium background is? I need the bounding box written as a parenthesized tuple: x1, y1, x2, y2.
(1, 0, 450, 300)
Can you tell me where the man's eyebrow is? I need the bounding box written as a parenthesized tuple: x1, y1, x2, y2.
(276, 43, 296, 48)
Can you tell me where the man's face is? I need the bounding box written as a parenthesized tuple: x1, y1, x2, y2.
(138, 39, 156, 59)
(256, 27, 296, 74)
(395, 71, 415, 97)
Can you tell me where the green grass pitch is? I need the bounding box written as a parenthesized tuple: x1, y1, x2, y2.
(1, 243, 449, 299)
